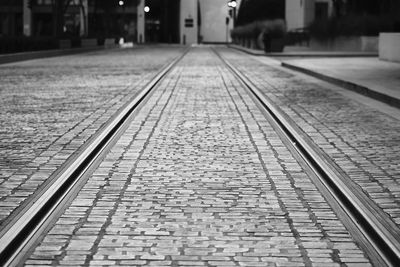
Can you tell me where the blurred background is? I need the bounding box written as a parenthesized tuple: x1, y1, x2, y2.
(0, 0, 399, 54)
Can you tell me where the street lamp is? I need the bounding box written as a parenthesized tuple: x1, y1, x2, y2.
(144, 6, 150, 13)
(228, 0, 237, 8)
(227, 0, 237, 27)
(118, 0, 126, 45)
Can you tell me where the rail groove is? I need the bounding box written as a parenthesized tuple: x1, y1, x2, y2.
(2, 46, 399, 267)
(214, 47, 400, 267)
(0, 49, 188, 267)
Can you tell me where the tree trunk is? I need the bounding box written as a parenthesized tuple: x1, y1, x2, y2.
(79, 0, 87, 37)
(53, 0, 64, 37)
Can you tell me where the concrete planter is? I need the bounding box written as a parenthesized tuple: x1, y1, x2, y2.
(238, 36, 265, 50)
(257, 33, 264, 49)
(262, 38, 285, 53)
(235, 35, 284, 52)
(379, 33, 400, 63)
(104, 38, 116, 48)
(310, 36, 378, 52)
(361, 36, 379, 51)
(59, 39, 71, 49)
(81, 38, 98, 48)
(245, 38, 252, 48)
(270, 39, 285, 52)
(250, 38, 257, 49)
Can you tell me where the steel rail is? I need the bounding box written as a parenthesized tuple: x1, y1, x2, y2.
(0, 49, 188, 267)
(214, 48, 400, 267)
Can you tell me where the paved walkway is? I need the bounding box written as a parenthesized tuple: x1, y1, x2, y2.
(230, 44, 377, 57)
(24, 47, 372, 267)
(0, 47, 184, 227)
(219, 47, 400, 228)
(230, 44, 400, 108)
(281, 57, 400, 107)
(2, 46, 400, 266)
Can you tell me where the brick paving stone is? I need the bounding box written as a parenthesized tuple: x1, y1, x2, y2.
(22, 48, 372, 266)
(217, 48, 400, 228)
(0, 47, 184, 228)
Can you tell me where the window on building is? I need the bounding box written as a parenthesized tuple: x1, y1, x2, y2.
(315, 2, 329, 19)
(37, 0, 53, 5)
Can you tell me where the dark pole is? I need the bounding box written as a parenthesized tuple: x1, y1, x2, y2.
(233, 6, 236, 27)
(228, 1, 237, 27)
(53, 0, 63, 37)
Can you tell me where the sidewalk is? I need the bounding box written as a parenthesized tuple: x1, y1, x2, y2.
(230, 44, 400, 108)
(282, 57, 400, 108)
(229, 44, 378, 57)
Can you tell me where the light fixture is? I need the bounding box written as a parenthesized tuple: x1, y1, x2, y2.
(144, 6, 150, 13)
(119, 0, 124, 6)
(228, 1, 237, 8)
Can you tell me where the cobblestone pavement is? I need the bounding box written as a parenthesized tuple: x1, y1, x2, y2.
(216, 48, 400, 226)
(23, 48, 372, 266)
(0, 46, 184, 227)
(281, 57, 400, 101)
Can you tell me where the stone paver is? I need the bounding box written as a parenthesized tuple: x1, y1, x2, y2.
(282, 57, 400, 101)
(217, 48, 400, 226)
(0, 47, 184, 227)
(24, 48, 372, 266)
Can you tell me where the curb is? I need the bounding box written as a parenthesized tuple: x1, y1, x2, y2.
(228, 45, 264, 56)
(281, 62, 400, 109)
(229, 44, 379, 58)
(0, 47, 108, 65)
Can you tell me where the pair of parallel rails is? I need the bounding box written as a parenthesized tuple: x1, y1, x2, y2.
(0, 47, 399, 266)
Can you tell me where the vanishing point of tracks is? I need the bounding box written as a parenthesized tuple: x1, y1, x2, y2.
(0, 47, 399, 266)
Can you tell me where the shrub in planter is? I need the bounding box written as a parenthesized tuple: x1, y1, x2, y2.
(231, 19, 286, 51)
(259, 19, 286, 52)
(231, 23, 260, 48)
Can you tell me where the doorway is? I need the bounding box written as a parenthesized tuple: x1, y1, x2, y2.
(144, 0, 180, 43)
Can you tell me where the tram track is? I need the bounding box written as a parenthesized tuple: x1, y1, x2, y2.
(1, 46, 399, 266)
(213, 47, 400, 267)
(0, 49, 188, 267)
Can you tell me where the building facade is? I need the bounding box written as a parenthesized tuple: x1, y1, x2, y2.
(285, 0, 335, 31)
(137, 0, 240, 45)
(1, 0, 238, 45)
(1, 0, 137, 39)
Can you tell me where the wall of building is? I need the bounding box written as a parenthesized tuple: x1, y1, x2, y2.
(286, 0, 304, 31)
(285, 0, 315, 31)
(316, 0, 334, 17)
(379, 33, 400, 63)
(180, 0, 198, 45)
(23, 0, 32, 36)
(3, 0, 240, 44)
(137, 0, 145, 43)
(304, 0, 315, 26)
(199, 0, 241, 43)
(199, 0, 226, 43)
